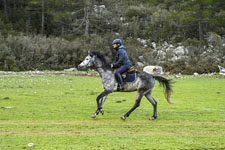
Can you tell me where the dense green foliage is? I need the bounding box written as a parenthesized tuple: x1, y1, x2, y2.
(0, 73, 225, 149)
(0, 0, 224, 73)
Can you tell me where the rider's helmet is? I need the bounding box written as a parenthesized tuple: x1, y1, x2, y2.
(112, 39, 122, 45)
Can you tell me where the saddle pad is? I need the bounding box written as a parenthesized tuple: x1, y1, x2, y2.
(125, 73, 136, 82)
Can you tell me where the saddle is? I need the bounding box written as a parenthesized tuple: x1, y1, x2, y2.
(126, 67, 138, 74)
(121, 67, 137, 83)
(114, 66, 137, 83)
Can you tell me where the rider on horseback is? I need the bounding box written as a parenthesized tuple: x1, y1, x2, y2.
(111, 39, 130, 91)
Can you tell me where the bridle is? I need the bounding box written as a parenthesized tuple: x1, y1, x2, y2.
(92, 55, 103, 69)
(83, 55, 103, 69)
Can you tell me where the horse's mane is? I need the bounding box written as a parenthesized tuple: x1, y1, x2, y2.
(91, 51, 111, 70)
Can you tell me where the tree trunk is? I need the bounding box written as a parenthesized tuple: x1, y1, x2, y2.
(85, 0, 90, 36)
(41, 0, 45, 35)
(26, 10, 31, 34)
(61, 0, 65, 36)
(20, 0, 24, 8)
(13, 0, 16, 10)
(4, 0, 8, 17)
(198, 20, 203, 41)
(61, 24, 65, 37)
(198, 3, 204, 42)
(13, 0, 16, 21)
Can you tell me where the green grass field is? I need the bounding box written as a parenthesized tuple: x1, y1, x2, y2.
(0, 73, 225, 150)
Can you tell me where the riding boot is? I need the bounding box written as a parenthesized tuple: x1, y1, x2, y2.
(120, 79, 124, 91)
(116, 74, 124, 91)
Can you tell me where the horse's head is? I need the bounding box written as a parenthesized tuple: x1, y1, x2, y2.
(78, 51, 103, 70)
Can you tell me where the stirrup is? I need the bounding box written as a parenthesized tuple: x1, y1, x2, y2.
(117, 84, 124, 91)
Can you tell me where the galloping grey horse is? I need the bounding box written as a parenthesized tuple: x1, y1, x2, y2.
(78, 51, 173, 120)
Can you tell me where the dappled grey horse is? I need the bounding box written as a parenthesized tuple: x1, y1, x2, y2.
(78, 51, 174, 120)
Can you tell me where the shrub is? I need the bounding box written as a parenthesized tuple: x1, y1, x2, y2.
(0, 34, 82, 71)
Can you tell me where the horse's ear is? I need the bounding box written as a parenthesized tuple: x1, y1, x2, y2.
(88, 51, 93, 56)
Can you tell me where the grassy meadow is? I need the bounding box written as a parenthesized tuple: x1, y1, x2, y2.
(0, 72, 224, 150)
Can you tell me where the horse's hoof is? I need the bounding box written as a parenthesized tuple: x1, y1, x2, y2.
(100, 109, 104, 115)
(149, 116, 156, 120)
(121, 116, 126, 120)
(91, 114, 96, 118)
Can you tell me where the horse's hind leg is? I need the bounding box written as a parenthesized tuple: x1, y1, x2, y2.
(121, 92, 144, 120)
(145, 91, 157, 120)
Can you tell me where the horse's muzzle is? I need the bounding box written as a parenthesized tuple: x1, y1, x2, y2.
(78, 65, 82, 70)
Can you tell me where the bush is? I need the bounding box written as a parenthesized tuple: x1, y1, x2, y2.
(125, 6, 147, 19)
(0, 34, 82, 71)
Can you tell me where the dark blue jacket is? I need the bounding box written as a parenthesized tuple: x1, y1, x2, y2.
(112, 45, 130, 68)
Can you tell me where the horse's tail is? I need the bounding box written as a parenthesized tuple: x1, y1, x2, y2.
(153, 75, 174, 104)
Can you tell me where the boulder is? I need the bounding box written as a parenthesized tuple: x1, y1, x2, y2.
(137, 62, 145, 68)
(143, 66, 163, 75)
(218, 65, 225, 75)
(64, 68, 77, 72)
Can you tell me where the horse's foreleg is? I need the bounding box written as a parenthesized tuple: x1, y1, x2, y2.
(99, 95, 107, 115)
(145, 91, 157, 120)
(121, 92, 144, 120)
(91, 90, 110, 118)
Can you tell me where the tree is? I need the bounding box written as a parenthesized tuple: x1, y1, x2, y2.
(181, 0, 225, 42)
(41, 0, 45, 35)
